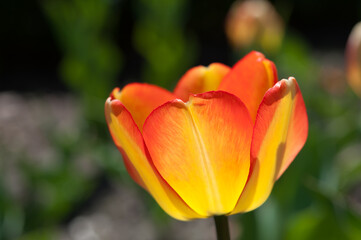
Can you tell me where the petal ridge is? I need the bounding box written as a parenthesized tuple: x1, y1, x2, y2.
(143, 91, 253, 216)
(231, 77, 308, 214)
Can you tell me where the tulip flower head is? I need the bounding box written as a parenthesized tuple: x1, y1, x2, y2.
(346, 22, 361, 97)
(225, 0, 284, 53)
(105, 51, 308, 220)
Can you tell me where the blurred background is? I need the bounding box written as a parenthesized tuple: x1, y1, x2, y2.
(1, 0, 361, 239)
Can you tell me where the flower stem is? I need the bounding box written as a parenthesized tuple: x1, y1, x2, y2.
(214, 215, 230, 240)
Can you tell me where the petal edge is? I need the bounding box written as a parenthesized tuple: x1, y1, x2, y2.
(218, 51, 278, 122)
(231, 77, 308, 214)
(105, 97, 203, 220)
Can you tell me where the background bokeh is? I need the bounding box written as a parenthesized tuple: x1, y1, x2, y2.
(1, 0, 361, 239)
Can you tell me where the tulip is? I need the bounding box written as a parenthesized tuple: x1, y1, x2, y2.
(105, 51, 308, 222)
(225, 0, 284, 53)
(346, 22, 361, 97)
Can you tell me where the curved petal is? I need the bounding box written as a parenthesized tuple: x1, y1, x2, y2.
(173, 63, 231, 101)
(346, 22, 361, 97)
(218, 51, 278, 122)
(143, 91, 253, 216)
(105, 98, 203, 220)
(231, 77, 308, 214)
(111, 83, 176, 131)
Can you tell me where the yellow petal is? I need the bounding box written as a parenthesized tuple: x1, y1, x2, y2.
(143, 91, 253, 216)
(173, 63, 231, 101)
(105, 98, 203, 220)
(232, 77, 308, 214)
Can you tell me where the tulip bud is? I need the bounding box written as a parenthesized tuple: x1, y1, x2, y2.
(346, 22, 361, 97)
(225, 0, 284, 53)
(105, 51, 308, 220)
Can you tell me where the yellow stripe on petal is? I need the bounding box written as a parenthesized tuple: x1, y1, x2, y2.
(105, 98, 203, 220)
(143, 91, 252, 216)
(231, 77, 308, 214)
(174, 63, 231, 101)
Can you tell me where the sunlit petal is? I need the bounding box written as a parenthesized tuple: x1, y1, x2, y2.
(105, 98, 203, 220)
(232, 77, 308, 213)
(218, 51, 277, 122)
(174, 63, 231, 101)
(111, 83, 176, 131)
(143, 91, 253, 216)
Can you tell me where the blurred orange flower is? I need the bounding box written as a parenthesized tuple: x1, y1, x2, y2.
(225, 0, 284, 53)
(346, 22, 361, 97)
(105, 51, 308, 220)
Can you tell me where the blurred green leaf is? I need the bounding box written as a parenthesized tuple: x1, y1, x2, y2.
(19, 228, 58, 240)
(42, 0, 122, 127)
(132, 0, 196, 89)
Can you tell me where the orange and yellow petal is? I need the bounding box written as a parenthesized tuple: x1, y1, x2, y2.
(105, 98, 203, 220)
(346, 22, 361, 97)
(111, 83, 176, 131)
(173, 63, 231, 102)
(231, 77, 308, 214)
(218, 51, 277, 122)
(143, 91, 253, 216)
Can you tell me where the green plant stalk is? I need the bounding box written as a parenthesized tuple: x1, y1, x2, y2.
(214, 215, 230, 240)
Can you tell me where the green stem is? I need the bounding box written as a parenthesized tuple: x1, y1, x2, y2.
(214, 215, 230, 240)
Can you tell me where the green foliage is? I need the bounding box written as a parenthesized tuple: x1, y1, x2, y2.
(0, 189, 24, 240)
(132, 0, 196, 89)
(18, 229, 59, 240)
(20, 158, 93, 230)
(42, 0, 122, 124)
